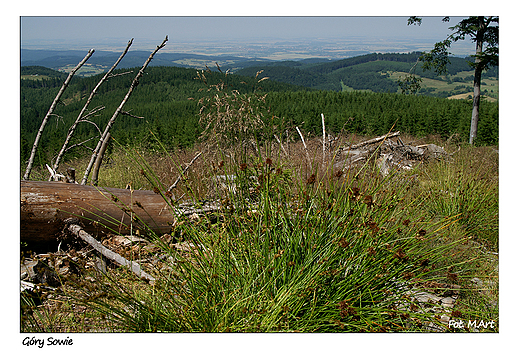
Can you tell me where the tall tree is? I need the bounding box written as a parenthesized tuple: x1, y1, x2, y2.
(407, 16, 498, 144)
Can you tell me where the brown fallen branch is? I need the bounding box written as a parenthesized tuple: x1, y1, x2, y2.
(65, 221, 155, 283)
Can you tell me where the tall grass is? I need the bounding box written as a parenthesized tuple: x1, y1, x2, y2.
(54, 137, 479, 332)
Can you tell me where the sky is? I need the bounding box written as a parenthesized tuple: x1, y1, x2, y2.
(21, 16, 465, 42)
(21, 16, 472, 48)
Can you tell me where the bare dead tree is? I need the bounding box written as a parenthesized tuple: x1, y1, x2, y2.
(50, 39, 134, 180)
(91, 132, 111, 186)
(23, 49, 95, 180)
(80, 36, 168, 185)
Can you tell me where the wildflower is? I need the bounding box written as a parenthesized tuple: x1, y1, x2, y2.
(393, 247, 408, 261)
(265, 158, 273, 166)
(338, 301, 357, 318)
(451, 310, 463, 318)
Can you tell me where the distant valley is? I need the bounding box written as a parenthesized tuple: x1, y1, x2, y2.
(21, 49, 498, 100)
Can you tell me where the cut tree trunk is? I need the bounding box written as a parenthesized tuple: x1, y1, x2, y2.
(21, 181, 176, 244)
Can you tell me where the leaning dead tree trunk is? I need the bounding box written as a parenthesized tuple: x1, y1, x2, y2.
(81, 36, 168, 185)
(50, 39, 134, 179)
(91, 132, 111, 186)
(23, 49, 95, 181)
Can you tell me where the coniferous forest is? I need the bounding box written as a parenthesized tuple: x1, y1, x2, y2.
(20, 63, 498, 166)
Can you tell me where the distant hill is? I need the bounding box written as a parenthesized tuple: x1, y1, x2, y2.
(20, 49, 270, 75)
(20, 49, 498, 98)
(235, 52, 498, 97)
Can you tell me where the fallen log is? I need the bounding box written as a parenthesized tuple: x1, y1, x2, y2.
(21, 180, 177, 244)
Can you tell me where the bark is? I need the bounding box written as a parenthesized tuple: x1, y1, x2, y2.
(20, 180, 175, 244)
(348, 131, 401, 150)
(469, 17, 485, 145)
(50, 39, 133, 177)
(80, 36, 168, 185)
(21, 180, 221, 244)
(91, 132, 111, 186)
(23, 49, 95, 180)
(66, 222, 155, 283)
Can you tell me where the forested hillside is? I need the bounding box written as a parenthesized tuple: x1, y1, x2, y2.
(21, 64, 498, 167)
(235, 52, 499, 96)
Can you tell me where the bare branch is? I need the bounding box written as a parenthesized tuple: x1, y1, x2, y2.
(91, 132, 111, 186)
(120, 110, 144, 119)
(23, 48, 95, 180)
(81, 36, 168, 185)
(167, 151, 203, 193)
(62, 136, 97, 154)
(50, 39, 133, 179)
(66, 222, 155, 283)
(296, 126, 311, 166)
(108, 70, 134, 78)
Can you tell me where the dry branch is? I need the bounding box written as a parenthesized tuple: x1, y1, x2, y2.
(81, 36, 168, 185)
(348, 131, 401, 150)
(50, 40, 134, 179)
(167, 151, 203, 193)
(66, 222, 155, 283)
(23, 49, 95, 180)
(321, 113, 326, 164)
(296, 126, 311, 166)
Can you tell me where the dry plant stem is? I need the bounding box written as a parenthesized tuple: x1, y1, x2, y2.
(67, 222, 155, 283)
(81, 36, 168, 185)
(23, 49, 95, 181)
(274, 134, 288, 156)
(50, 39, 134, 179)
(296, 126, 311, 166)
(167, 151, 203, 193)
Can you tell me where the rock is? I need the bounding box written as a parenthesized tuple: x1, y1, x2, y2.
(471, 277, 484, 287)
